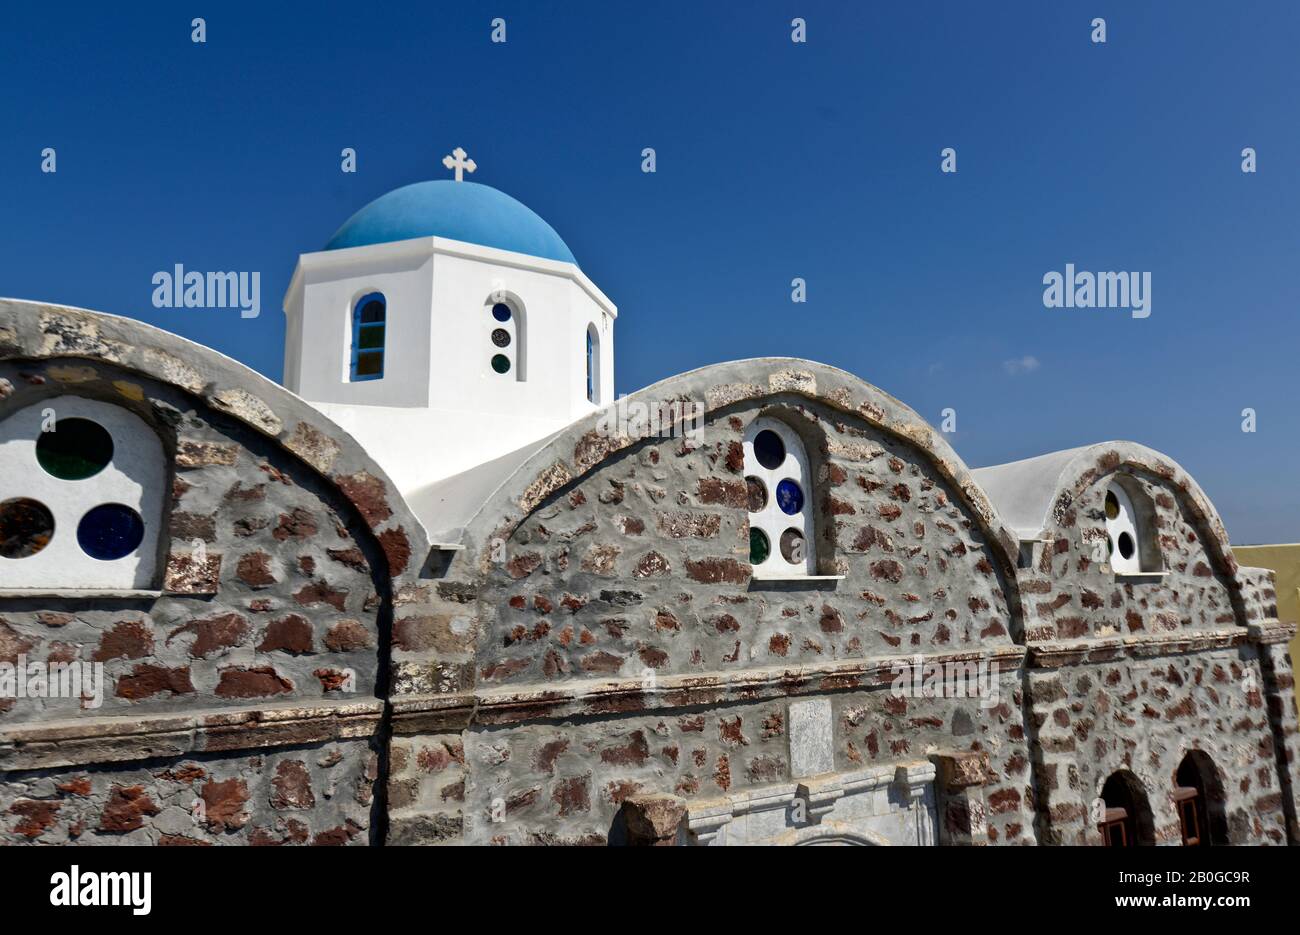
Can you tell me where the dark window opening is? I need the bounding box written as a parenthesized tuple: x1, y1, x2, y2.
(1100, 772, 1154, 846)
(351, 292, 386, 381)
(36, 417, 113, 480)
(1176, 753, 1226, 845)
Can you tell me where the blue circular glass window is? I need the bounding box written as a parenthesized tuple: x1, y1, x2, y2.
(77, 503, 144, 560)
(492, 303, 512, 322)
(775, 479, 804, 515)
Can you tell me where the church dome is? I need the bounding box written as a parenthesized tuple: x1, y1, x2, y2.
(324, 180, 577, 264)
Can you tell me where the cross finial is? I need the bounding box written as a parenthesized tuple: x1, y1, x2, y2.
(442, 146, 476, 182)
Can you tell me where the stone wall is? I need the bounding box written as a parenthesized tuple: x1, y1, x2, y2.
(1015, 452, 1299, 845)
(3, 307, 1296, 846)
(385, 362, 1042, 844)
(0, 301, 436, 846)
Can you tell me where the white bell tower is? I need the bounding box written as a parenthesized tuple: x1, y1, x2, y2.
(282, 150, 616, 538)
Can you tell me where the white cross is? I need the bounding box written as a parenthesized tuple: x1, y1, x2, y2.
(442, 147, 476, 182)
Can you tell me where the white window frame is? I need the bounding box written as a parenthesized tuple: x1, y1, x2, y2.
(0, 397, 166, 591)
(486, 292, 525, 381)
(1105, 481, 1143, 574)
(744, 416, 815, 577)
(586, 322, 602, 405)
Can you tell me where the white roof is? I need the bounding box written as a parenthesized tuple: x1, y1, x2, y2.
(405, 428, 566, 543)
(970, 445, 1098, 540)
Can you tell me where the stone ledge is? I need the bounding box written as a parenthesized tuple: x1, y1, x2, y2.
(1248, 619, 1297, 645)
(0, 698, 384, 771)
(390, 646, 1027, 731)
(1027, 626, 1255, 668)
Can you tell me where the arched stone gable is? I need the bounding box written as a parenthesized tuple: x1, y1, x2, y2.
(0, 300, 439, 846)
(0, 299, 431, 584)
(977, 441, 1300, 845)
(385, 360, 1039, 846)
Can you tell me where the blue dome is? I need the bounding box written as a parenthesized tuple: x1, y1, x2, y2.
(324, 180, 576, 264)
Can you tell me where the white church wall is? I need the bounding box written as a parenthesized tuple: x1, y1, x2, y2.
(285, 238, 435, 409)
(282, 235, 616, 531)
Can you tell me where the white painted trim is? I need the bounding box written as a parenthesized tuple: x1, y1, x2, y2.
(284, 235, 618, 321)
(1115, 571, 1168, 583)
(0, 589, 162, 599)
(744, 416, 815, 576)
(1106, 482, 1142, 574)
(0, 397, 166, 590)
(751, 574, 845, 582)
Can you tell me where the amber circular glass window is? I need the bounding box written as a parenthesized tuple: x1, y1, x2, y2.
(1105, 491, 1120, 519)
(0, 497, 55, 559)
(745, 476, 767, 512)
(779, 528, 805, 565)
(491, 328, 512, 348)
(36, 418, 113, 480)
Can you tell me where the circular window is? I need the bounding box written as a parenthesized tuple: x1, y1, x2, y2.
(1105, 491, 1120, 520)
(0, 498, 55, 559)
(491, 328, 512, 348)
(749, 528, 771, 565)
(1117, 531, 1135, 560)
(492, 303, 512, 323)
(491, 354, 511, 374)
(753, 429, 785, 470)
(775, 479, 804, 515)
(779, 528, 805, 565)
(77, 503, 145, 561)
(745, 476, 767, 512)
(36, 418, 113, 480)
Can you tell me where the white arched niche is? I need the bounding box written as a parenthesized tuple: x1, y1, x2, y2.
(0, 397, 166, 591)
(743, 416, 815, 577)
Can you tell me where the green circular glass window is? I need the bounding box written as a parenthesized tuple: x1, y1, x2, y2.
(491, 354, 511, 374)
(0, 497, 55, 559)
(36, 417, 113, 480)
(749, 528, 770, 565)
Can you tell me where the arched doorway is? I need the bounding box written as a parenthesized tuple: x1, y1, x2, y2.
(1174, 751, 1228, 846)
(1099, 771, 1155, 846)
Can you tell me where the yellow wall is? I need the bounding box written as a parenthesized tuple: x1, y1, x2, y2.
(1231, 544, 1300, 684)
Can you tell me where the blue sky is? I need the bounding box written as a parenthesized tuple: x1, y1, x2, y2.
(2, 2, 1297, 542)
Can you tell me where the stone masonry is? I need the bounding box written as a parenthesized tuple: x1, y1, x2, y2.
(1, 301, 1296, 846)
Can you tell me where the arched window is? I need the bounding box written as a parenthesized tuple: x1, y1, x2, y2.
(586, 323, 601, 404)
(350, 292, 386, 381)
(1099, 771, 1155, 846)
(1175, 752, 1227, 846)
(0, 397, 166, 590)
(1104, 478, 1161, 575)
(744, 417, 814, 576)
(487, 295, 525, 380)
